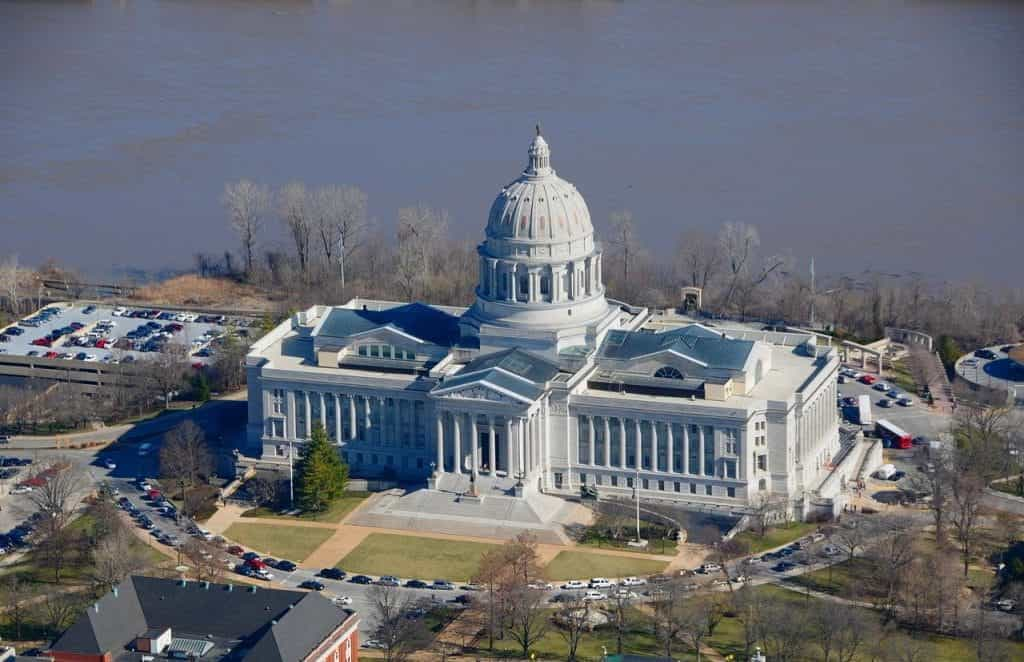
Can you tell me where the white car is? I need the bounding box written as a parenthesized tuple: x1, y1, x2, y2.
(83, 354, 98, 362)
(183, 313, 199, 323)
(613, 588, 639, 600)
(103, 458, 116, 469)
(872, 381, 890, 391)
(112, 307, 128, 316)
(528, 580, 554, 590)
(589, 578, 615, 589)
(898, 397, 914, 407)
(582, 591, 607, 602)
(561, 580, 587, 590)
(10, 485, 32, 495)
(620, 576, 646, 586)
(334, 595, 353, 606)
(697, 563, 722, 574)
(730, 575, 749, 584)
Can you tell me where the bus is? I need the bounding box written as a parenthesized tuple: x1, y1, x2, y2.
(876, 419, 912, 449)
(857, 394, 873, 426)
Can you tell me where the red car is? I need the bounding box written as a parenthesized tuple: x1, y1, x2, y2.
(859, 374, 877, 385)
(32, 338, 51, 347)
(227, 545, 245, 556)
(44, 351, 58, 359)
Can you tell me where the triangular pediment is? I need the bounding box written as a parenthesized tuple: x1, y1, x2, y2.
(432, 379, 533, 405)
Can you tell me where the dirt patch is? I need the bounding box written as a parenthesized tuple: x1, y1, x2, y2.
(132, 275, 275, 310)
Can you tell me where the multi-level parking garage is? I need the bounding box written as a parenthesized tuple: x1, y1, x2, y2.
(0, 302, 258, 388)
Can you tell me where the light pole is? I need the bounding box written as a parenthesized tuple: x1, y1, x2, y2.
(289, 441, 295, 507)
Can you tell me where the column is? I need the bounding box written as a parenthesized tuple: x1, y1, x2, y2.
(453, 413, 462, 474)
(435, 414, 444, 472)
(379, 396, 387, 445)
(506, 264, 516, 302)
(682, 424, 689, 474)
(471, 415, 479, 481)
(527, 269, 537, 303)
(634, 419, 642, 469)
(506, 418, 515, 477)
(319, 392, 327, 430)
(603, 417, 612, 467)
(698, 426, 706, 476)
(364, 396, 372, 441)
(586, 416, 595, 466)
(666, 422, 674, 474)
(334, 394, 342, 445)
(651, 421, 659, 472)
(518, 417, 526, 475)
(552, 265, 563, 302)
(619, 418, 627, 468)
(287, 390, 297, 440)
(348, 396, 357, 440)
(488, 418, 497, 474)
(489, 260, 498, 298)
(303, 391, 312, 438)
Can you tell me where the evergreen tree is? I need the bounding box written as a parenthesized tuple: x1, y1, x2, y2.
(295, 423, 349, 512)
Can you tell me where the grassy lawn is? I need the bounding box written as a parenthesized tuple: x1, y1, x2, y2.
(786, 557, 873, 596)
(224, 522, 334, 562)
(732, 521, 818, 554)
(336, 533, 498, 582)
(242, 492, 370, 524)
(543, 550, 667, 581)
(490, 607, 660, 662)
(577, 537, 678, 557)
(991, 476, 1024, 497)
(887, 360, 918, 393)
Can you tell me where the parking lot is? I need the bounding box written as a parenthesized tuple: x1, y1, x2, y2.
(836, 368, 950, 442)
(0, 302, 252, 367)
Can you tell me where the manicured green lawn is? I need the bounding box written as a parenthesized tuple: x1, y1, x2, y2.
(543, 550, 667, 581)
(336, 533, 499, 582)
(242, 492, 370, 523)
(732, 521, 818, 554)
(577, 536, 678, 557)
(224, 523, 334, 562)
(490, 607, 660, 662)
(785, 557, 874, 596)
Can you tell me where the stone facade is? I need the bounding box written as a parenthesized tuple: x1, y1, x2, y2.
(245, 131, 841, 520)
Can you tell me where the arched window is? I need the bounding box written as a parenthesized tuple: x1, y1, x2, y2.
(755, 359, 764, 383)
(654, 366, 684, 380)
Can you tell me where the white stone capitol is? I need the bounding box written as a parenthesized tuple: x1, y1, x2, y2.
(246, 129, 843, 521)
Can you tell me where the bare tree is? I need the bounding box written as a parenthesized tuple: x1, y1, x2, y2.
(1, 575, 35, 639)
(718, 221, 787, 317)
(949, 472, 986, 577)
(866, 516, 917, 617)
(279, 181, 314, 280)
(27, 456, 88, 529)
(833, 515, 875, 566)
(505, 584, 549, 659)
(608, 590, 632, 655)
(554, 597, 591, 662)
(315, 185, 367, 288)
(142, 344, 189, 409)
(182, 539, 226, 583)
(677, 595, 722, 662)
(368, 584, 428, 662)
(757, 594, 809, 662)
(92, 522, 149, 591)
(472, 546, 507, 650)
(811, 600, 872, 662)
(159, 420, 213, 518)
(395, 205, 448, 300)
(41, 590, 86, 636)
(609, 210, 639, 284)
(652, 580, 688, 659)
(0, 254, 24, 315)
(676, 228, 721, 291)
(222, 179, 270, 277)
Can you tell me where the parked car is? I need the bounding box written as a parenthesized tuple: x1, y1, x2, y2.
(582, 590, 607, 602)
(528, 580, 554, 590)
(620, 576, 646, 586)
(878, 398, 892, 408)
(317, 567, 344, 579)
(872, 381, 890, 391)
(227, 545, 245, 556)
(431, 579, 455, 590)
(975, 349, 997, 360)
(859, 374, 877, 385)
(299, 580, 326, 591)
(561, 580, 587, 590)
(275, 560, 297, 572)
(378, 576, 401, 587)
(405, 579, 429, 589)
(589, 578, 615, 588)
(350, 575, 373, 584)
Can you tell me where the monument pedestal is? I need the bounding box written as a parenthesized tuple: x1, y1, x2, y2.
(427, 475, 439, 490)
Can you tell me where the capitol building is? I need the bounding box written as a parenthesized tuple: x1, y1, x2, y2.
(246, 130, 842, 522)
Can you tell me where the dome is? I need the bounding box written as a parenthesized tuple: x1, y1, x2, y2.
(485, 128, 594, 243)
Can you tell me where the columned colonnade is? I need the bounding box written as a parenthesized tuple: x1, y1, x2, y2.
(434, 407, 544, 481)
(478, 253, 602, 304)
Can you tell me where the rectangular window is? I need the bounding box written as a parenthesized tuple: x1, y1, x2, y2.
(705, 485, 712, 496)
(611, 475, 618, 487)
(554, 473, 563, 489)
(727, 487, 736, 498)
(370, 345, 380, 358)
(688, 424, 700, 473)
(580, 473, 587, 485)
(416, 457, 424, 469)
(724, 429, 738, 455)
(757, 455, 768, 471)
(358, 345, 368, 356)
(627, 477, 634, 488)
(357, 453, 364, 464)
(272, 419, 284, 438)
(703, 425, 715, 476)
(674, 482, 681, 493)
(642, 479, 649, 490)
(689, 483, 696, 494)
(725, 459, 737, 479)
(658, 480, 665, 491)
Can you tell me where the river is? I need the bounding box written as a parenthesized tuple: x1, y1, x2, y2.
(2, 0, 1022, 283)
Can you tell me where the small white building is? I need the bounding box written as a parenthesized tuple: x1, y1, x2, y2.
(245, 130, 841, 520)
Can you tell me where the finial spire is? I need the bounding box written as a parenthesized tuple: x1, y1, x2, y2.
(536, 123, 542, 137)
(526, 125, 551, 176)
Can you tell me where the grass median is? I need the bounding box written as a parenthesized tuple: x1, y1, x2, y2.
(224, 522, 334, 562)
(242, 492, 370, 524)
(732, 521, 817, 554)
(543, 550, 667, 581)
(335, 533, 498, 582)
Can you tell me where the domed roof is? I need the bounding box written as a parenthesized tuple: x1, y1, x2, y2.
(485, 128, 594, 243)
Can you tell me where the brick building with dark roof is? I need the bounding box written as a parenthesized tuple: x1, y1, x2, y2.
(49, 576, 359, 662)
